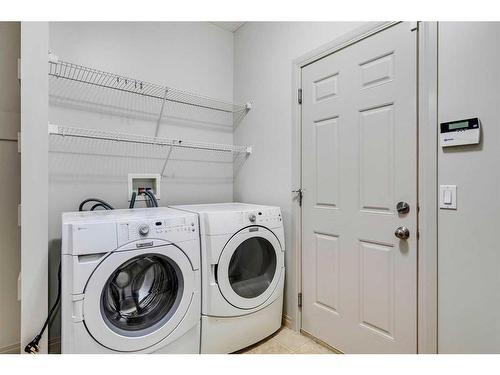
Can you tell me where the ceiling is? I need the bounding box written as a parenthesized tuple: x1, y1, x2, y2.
(210, 22, 246, 32)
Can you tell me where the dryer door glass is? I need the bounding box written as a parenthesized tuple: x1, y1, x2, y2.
(101, 254, 183, 336)
(228, 237, 277, 299)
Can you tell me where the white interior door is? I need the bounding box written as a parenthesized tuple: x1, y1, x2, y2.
(301, 22, 417, 354)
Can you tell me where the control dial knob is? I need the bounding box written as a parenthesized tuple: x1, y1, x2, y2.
(249, 214, 256, 223)
(138, 224, 150, 236)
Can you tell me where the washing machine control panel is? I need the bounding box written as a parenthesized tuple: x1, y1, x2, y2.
(117, 216, 197, 246)
(138, 224, 150, 236)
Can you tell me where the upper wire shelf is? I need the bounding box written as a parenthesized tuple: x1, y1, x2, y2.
(48, 58, 251, 115)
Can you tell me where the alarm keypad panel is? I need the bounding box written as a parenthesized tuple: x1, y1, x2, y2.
(440, 117, 480, 147)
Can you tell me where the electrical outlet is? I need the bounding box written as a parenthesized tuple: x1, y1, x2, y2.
(128, 174, 161, 201)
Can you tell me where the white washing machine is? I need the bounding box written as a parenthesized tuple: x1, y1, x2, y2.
(171, 203, 285, 353)
(61, 207, 201, 354)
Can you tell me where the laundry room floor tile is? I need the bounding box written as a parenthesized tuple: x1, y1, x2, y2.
(293, 340, 333, 354)
(245, 339, 293, 354)
(272, 327, 311, 351)
(237, 327, 336, 354)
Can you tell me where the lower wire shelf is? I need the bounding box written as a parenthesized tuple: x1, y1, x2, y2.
(48, 124, 252, 155)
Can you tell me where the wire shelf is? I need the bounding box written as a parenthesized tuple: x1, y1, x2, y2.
(48, 56, 252, 178)
(48, 59, 251, 115)
(48, 124, 252, 155)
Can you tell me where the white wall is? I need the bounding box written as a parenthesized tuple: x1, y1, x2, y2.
(0, 22, 21, 353)
(20, 22, 49, 354)
(438, 22, 500, 353)
(47, 22, 235, 345)
(233, 22, 368, 324)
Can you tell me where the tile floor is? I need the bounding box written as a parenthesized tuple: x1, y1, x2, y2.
(237, 326, 336, 354)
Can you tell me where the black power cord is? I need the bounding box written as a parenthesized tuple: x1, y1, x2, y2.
(25, 197, 116, 353)
(26, 193, 158, 353)
(143, 190, 158, 207)
(24, 263, 62, 354)
(129, 191, 137, 208)
(129, 190, 158, 208)
(78, 198, 114, 211)
(90, 203, 110, 211)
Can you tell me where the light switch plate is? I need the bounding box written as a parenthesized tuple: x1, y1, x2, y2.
(439, 185, 457, 210)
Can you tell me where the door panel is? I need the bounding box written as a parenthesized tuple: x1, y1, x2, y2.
(314, 117, 339, 207)
(359, 240, 395, 339)
(314, 73, 339, 102)
(359, 104, 394, 212)
(359, 52, 394, 89)
(301, 22, 417, 353)
(314, 233, 340, 312)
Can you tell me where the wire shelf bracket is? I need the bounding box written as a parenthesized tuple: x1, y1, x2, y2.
(155, 88, 169, 137)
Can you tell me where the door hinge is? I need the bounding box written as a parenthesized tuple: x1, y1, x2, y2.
(18, 204, 21, 227)
(17, 58, 21, 81)
(292, 188, 303, 206)
(298, 88, 302, 105)
(298, 292, 302, 308)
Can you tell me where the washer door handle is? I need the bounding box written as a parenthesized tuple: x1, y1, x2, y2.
(136, 241, 154, 248)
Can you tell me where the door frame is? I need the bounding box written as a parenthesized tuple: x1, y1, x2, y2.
(290, 21, 438, 353)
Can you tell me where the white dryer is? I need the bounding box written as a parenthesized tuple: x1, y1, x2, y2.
(171, 203, 285, 353)
(61, 208, 201, 353)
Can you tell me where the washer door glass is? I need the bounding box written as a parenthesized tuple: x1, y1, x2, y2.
(228, 237, 277, 299)
(101, 254, 183, 336)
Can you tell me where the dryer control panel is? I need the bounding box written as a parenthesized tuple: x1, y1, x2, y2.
(248, 208, 282, 227)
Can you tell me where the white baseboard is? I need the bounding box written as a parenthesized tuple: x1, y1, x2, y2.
(300, 329, 343, 354)
(0, 342, 20, 354)
(0, 337, 61, 354)
(282, 314, 293, 329)
(48, 336, 61, 354)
